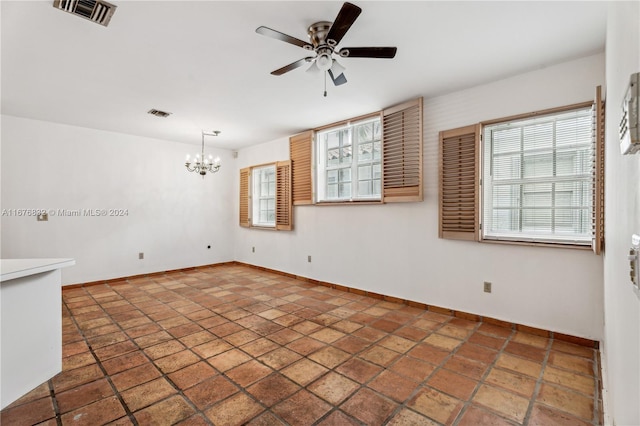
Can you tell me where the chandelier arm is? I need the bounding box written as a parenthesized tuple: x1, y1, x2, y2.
(186, 130, 221, 177)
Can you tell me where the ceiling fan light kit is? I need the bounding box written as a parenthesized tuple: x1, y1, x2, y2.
(255, 2, 397, 95)
(330, 60, 346, 77)
(316, 51, 333, 71)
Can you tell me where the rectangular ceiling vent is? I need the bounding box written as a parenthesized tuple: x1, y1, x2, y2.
(147, 109, 172, 118)
(53, 0, 116, 27)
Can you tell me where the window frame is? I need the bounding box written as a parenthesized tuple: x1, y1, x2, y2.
(251, 164, 277, 228)
(439, 88, 604, 252)
(481, 103, 595, 246)
(315, 115, 383, 203)
(239, 161, 293, 231)
(289, 97, 424, 206)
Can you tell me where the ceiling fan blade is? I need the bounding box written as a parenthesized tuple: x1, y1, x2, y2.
(271, 57, 313, 76)
(328, 69, 347, 86)
(256, 26, 313, 50)
(326, 2, 362, 46)
(339, 47, 397, 58)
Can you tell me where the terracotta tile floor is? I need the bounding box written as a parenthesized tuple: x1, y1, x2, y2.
(1, 264, 602, 425)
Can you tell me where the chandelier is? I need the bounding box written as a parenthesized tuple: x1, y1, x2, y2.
(185, 131, 221, 177)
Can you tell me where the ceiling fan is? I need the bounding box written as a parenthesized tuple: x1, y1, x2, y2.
(255, 2, 397, 95)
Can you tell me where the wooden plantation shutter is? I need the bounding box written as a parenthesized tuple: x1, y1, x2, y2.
(275, 160, 293, 230)
(239, 167, 250, 227)
(382, 98, 423, 202)
(289, 131, 313, 205)
(592, 86, 605, 254)
(439, 124, 480, 241)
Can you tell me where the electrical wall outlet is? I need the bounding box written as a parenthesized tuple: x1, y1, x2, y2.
(139, 252, 144, 260)
(252, 247, 255, 253)
(484, 281, 492, 293)
(307, 255, 312, 263)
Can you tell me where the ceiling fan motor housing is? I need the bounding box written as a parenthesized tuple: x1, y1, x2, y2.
(308, 21, 333, 47)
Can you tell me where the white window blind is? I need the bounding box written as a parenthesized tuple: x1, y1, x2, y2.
(482, 107, 594, 244)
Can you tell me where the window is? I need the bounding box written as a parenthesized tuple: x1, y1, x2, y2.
(289, 97, 424, 205)
(252, 165, 276, 227)
(483, 107, 595, 244)
(439, 87, 604, 251)
(239, 161, 292, 230)
(316, 118, 382, 202)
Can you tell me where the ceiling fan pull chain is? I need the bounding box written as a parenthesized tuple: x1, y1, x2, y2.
(324, 71, 327, 97)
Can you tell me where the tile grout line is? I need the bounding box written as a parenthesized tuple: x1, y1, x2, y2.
(407, 317, 486, 425)
(301, 281, 598, 423)
(310, 307, 429, 425)
(246, 280, 517, 425)
(232, 273, 379, 425)
(68, 261, 601, 350)
(251, 290, 397, 425)
(213, 305, 316, 425)
(47, 379, 62, 426)
(41, 271, 289, 425)
(217, 281, 344, 425)
(75, 279, 194, 420)
(525, 337, 601, 425)
(62, 288, 140, 426)
(51, 266, 600, 426)
(111, 271, 344, 425)
(105, 276, 225, 424)
(451, 324, 517, 426)
(76, 279, 418, 425)
(163, 271, 299, 424)
(252, 288, 429, 424)
(521, 334, 553, 425)
(312, 310, 510, 425)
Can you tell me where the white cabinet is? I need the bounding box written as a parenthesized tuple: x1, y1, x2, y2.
(0, 258, 75, 409)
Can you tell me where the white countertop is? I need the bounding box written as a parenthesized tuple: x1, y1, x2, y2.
(1, 258, 76, 282)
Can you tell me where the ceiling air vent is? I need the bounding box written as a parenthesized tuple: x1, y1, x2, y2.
(53, 0, 116, 27)
(147, 109, 172, 118)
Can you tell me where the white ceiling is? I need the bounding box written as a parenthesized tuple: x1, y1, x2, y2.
(1, 1, 607, 150)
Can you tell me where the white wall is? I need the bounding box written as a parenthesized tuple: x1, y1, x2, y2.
(602, 2, 640, 425)
(1, 116, 235, 284)
(234, 53, 605, 341)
